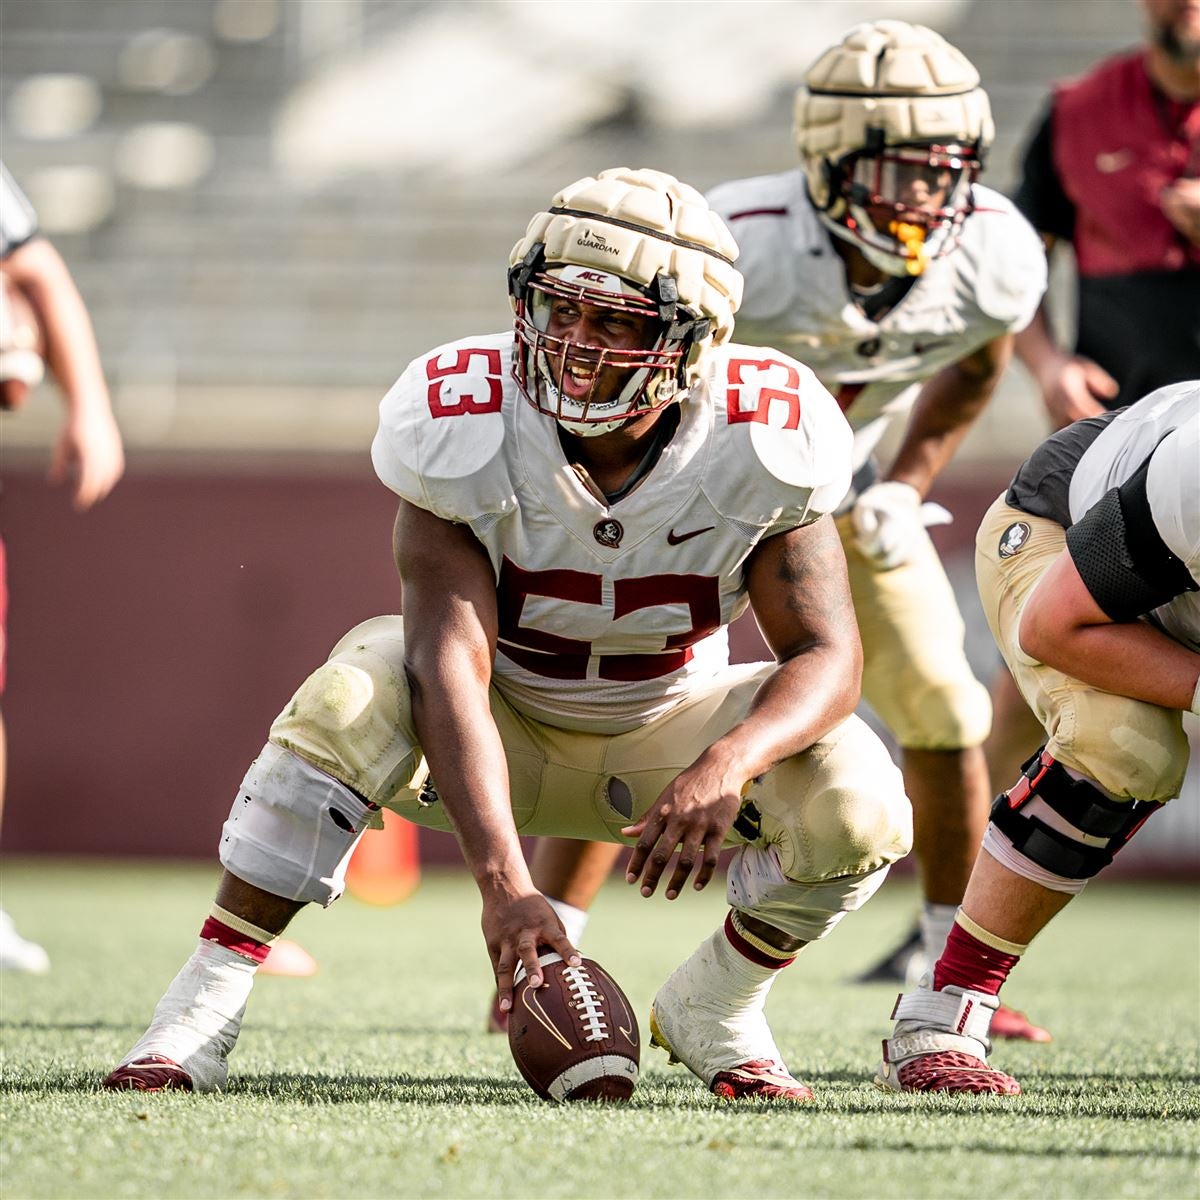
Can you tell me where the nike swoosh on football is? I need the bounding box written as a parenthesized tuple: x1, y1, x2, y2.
(667, 525, 715, 545)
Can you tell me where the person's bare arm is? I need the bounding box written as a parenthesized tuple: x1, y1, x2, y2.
(623, 514, 862, 898)
(1012, 234, 1115, 428)
(1018, 548, 1200, 711)
(886, 333, 1014, 498)
(852, 335, 1016, 570)
(4, 237, 123, 508)
(394, 500, 580, 1008)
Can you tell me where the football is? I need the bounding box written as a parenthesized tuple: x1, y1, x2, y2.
(508, 952, 640, 1102)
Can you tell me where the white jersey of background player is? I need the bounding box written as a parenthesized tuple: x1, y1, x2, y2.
(712, 21, 1047, 1013)
(510, 21, 1052, 1044)
(708, 172, 1043, 477)
(103, 169, 911, 1104)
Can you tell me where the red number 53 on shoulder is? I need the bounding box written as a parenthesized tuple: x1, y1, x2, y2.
(426, 347, 504, 418)
(726, 356, 802, 430)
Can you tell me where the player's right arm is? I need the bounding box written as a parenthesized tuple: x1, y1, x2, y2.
(1014, 285, 1116, 429)
(392, 499, 581, 1010)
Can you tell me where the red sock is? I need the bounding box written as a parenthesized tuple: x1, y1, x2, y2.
(199, 916, 272, 965)
(933, 921, 1020, 996)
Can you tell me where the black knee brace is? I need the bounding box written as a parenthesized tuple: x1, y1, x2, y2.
(989, 749, 1161, 879)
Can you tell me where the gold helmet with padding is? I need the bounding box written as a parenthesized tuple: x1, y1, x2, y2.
(793, 20, 994, 276)
(508, 167, 743, 435)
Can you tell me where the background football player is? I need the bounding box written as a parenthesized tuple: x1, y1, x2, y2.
(879, 381, 1199, 1095)
(509, 21, 1052, 1042)
(103, 168, 912, 1103)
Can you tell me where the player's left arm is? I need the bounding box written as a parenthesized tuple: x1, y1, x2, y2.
(886, 332, 1012, 499)
(623, 514, 861, 899)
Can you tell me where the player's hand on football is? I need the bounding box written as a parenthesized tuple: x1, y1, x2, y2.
(484, 891, 581, 1017)
(1037, 353, 1115, 429)
(621, 757, 741, 900)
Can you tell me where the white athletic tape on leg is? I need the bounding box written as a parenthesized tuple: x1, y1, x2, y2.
(117, 940, 255, 1093)
(219, 742, 376, 907)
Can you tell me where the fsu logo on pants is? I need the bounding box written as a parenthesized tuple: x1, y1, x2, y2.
(998, 521, 1031, 558)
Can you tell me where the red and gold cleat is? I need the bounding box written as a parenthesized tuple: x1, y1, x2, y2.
(990, 1002, 1051, 1043)
(102, 1054, 194, 1092)
(879, 1048, 1020, 1095)
(711, 1059, 815, 1102)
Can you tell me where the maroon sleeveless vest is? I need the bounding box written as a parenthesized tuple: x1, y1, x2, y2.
(1052, 50, 1200, 276)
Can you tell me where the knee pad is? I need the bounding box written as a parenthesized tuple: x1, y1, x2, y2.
(987, 749, 1161, 886)
(726, 843, 892, 943)
(219, 742, 381, 907)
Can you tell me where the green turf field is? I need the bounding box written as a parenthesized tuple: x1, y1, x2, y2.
(0, 859, 1196, 1200)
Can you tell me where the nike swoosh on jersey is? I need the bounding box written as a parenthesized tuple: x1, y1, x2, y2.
(667, 525, 715, 545)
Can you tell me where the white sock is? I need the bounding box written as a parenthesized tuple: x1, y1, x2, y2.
(544, 896, 589, 946)
(119, 940, 258, 1092)
(920, 902, 959, 968)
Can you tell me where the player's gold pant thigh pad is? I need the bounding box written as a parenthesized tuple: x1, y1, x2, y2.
(975, 497, 1189, 802)
(836, 514, 991, 750)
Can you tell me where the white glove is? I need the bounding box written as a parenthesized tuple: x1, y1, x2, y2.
(851, 481, 952, 570)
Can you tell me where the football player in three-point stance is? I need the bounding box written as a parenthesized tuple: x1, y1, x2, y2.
(511, 21, 1053, 1042)
(103, 168, 912, 1101)
(878, 383, 1199, 1095)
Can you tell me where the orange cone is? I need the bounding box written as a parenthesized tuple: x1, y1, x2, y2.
(345, 812, 421, 905)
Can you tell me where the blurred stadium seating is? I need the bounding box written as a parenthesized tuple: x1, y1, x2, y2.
(2, 0, 1194, 869)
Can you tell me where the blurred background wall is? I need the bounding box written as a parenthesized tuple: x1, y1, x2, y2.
(2, 0, 1195, 869)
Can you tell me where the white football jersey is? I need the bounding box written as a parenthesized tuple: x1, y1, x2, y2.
(1069, 382, 1200, 651)
(706, 170, 1047, 472)
(372, 332, 852, 733)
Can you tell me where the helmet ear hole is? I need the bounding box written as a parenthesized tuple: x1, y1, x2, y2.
(508, 243, 545, 302)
